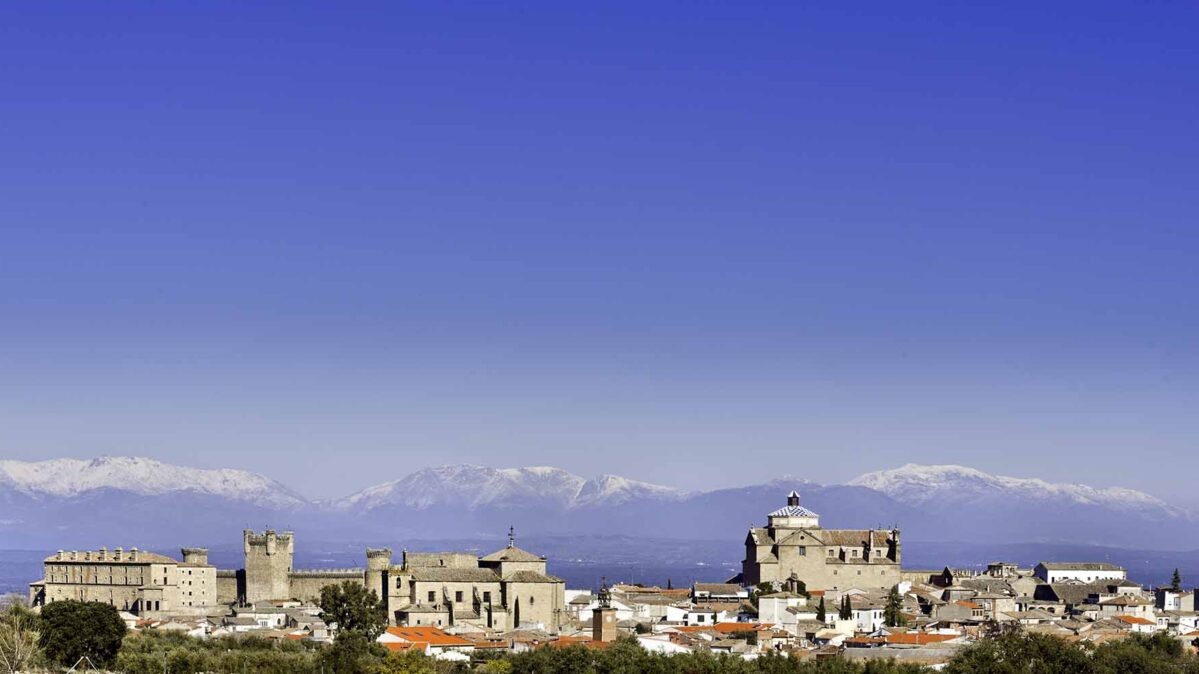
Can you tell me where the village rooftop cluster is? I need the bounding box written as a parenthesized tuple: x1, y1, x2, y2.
(25, 491, 1198, 667)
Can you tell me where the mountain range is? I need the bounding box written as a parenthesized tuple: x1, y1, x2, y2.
(1, 457, 1193, 551)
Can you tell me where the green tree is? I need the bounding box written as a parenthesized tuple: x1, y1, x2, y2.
(321, 581, 387, 639)
(946, 627, 1094, 674)
(0, 605, 44, 674)
(749, 582, 774, 610)
(320, 630, 386, 674)
(477, 659, 512, 674)
(884, 586, 906, 627)
(1171, 568, 1182, 592)
(38, 600, 127, 669)
(367, 648, 444, 674)
(839, 594, 852, 620)
(816, 596, 826, 623)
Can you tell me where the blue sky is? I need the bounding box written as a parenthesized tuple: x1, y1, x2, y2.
(2, 2, 1197, 500)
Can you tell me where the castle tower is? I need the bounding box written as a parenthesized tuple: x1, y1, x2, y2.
(181, 547, 209, 566)
(365, 548, 392, 611)
(243, 529, 294, 604)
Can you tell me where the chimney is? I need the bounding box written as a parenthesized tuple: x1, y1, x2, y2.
(114, 547, 123, 561)
(130, 547, 138, 561)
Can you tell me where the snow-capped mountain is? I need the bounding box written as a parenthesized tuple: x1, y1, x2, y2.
(335, 465, 586, 510)
(335, 464, 685, 511)
(0, 456, 1193, 551)
(0, 456, 307, 509)
(850, 464, 1174, 514)
(573, 474, 688, 507)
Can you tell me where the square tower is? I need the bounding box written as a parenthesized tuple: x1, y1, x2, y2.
(243, 529, 294, 604)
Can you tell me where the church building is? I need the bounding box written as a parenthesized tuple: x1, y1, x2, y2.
(740, 491, 901, 591)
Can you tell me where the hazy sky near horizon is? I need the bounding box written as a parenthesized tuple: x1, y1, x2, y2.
(2, 2, 1198, 501)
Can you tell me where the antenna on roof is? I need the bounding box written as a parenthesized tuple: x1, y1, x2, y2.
(508, 525, 515, 548)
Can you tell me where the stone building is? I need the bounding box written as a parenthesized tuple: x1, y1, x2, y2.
(29, 546, 217, 619)
(31, 528, 566, 633)
(221, 529, 566, 632)
(740, 491, 902, 591)
(382, 536, 566, 632)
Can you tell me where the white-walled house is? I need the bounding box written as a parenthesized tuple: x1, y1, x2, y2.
(687, 608, 717, 626)
(573, 597, 636, 623)
(1034, 563, 1126, 584)
(851, 604, 885, 633)
(1156, 589, 1195, 612)
(757, 592, 818, 634)
(757, 592, 807, 623)
(637, 635, 693, 654)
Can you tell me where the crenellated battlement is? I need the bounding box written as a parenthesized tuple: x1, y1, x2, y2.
(289, 568, 365, 577)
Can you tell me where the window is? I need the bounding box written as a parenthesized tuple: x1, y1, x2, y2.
(828, 549, 835, 557)
(483, 592, 491, 603)
(851, 549, 859, 557)
(397, 578, 404, 589)
(455, 591, 463, 602)
(427, 591, 436, 603)
(530, 596, 535, 605)
(798, 546, 806, 556)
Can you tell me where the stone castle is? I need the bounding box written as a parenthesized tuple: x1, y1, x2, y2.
(740, 491, 902, 591)
(31, 528, 567, 632)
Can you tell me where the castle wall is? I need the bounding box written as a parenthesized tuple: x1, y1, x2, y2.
(216, 570, 240, 605)
(287, 571, 365, 603)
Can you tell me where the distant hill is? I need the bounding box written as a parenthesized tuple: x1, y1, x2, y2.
(1, 456, 1193, 551)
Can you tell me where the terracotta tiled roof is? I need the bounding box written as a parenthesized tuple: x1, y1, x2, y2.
(542, 636, 610, 649)
(504, 570, 563, 583)
(1115, 615, 1155, 626)
(381, 642, 426, 652)
(713, 622, 773, 633)
(383, 626, 474, 647)
(480, 546, 545, 563)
